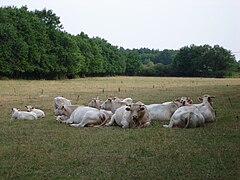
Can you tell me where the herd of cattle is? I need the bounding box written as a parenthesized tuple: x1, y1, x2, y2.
(11, 94, 216, 129)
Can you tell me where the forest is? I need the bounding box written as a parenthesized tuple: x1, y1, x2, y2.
(0, 6, 239, 79)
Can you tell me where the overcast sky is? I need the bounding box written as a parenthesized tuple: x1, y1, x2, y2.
(2, 0, 240, 60)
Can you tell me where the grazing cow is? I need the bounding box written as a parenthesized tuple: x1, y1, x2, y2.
(69, 109, 113, 128)
(163, 106, 205, 128)
(193, 95, 215, 123)
(88, 97, 104, 109)
(11, 108, 38, 120)
(100, 97, 133, 113)
(106, 102, 150, 128)
(146, 97, 193, 121)
(25, 105, 45, 118)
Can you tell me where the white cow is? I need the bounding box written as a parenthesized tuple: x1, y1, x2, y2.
(100, 97, 133, 113)
(163, 95, 215, 128)
(54, 104, 80, 117)
(192, 95, 216, 123)
(146, 97, 192, 121)
(88, 97, 104, 109)
(106, 102, 150, 128)
(11, 108, 38, 120)
(25, 105, 45, 118)
(163, 106, 205, 128)
(53, 96, 72, 113)
(69, 109, 113, 128)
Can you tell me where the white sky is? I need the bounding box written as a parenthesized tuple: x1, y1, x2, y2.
(2, 0, 240, 60)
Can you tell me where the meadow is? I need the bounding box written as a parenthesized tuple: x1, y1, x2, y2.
(0, 77, 239, 179)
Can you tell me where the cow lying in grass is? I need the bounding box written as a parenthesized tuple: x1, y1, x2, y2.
(146, 97, 193, 121)
(25, 105, 45, 118)
(11, 108, 38, 120)
(163, 95, 215, 128)
(105, 101, 150, 128)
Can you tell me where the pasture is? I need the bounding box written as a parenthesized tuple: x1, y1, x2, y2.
(0, 77, 239, 179)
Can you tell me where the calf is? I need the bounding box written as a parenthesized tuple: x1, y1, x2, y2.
(106, 102, 150, 128)
(25, 105, 45, 118)
(11, 108, 38, 120)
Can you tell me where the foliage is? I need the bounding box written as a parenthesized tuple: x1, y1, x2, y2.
(0, 6, 238, 79)
(172, 44, 237, 77)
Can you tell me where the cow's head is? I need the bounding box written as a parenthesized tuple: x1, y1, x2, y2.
(100, 98, 112, 110)
(54, 103, 66, 116)
(25, 105, 34, 112)
(198, 95, 215, 106)
(125, 102, 146, 122)
(180, 97, 193, 106)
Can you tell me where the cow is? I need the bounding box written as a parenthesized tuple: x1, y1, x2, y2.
(11, 108, 38, 120)
(88, 96, 104, 109)
(105, 101, 150, 128)
(69, 109, 113, 128)
(100, 97, 133, 113)
(53, 96, 72, 114)
(54, 104, 80, 117)
(163, 95, 215, 128)
(146, 97, 193, 121)
(193, 95, 216, 123)
(163, 106, 205, 128)
(25, 105, 45, 118)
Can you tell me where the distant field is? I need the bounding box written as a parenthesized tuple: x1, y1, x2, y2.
(0, 77, 239, 179)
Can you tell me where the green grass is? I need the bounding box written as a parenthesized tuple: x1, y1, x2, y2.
(0, 77, 239, 179)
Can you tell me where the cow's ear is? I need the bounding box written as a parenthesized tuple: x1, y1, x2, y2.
(198, 97, 203, 102)
(61, 105, 65, 110)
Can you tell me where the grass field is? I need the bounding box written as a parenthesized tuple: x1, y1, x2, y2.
(0, 77, 239, 179)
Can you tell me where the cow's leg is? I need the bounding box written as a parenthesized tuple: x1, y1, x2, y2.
(105, 115, 115, 126)
(140, 122, 150, 128)
(121, 119, 130, 128)
(80, 118, 101, 127)
(65, 117, 74, 124)
(69, 123, 82, 127)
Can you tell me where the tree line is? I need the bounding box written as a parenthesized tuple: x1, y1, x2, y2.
(0, 6, 238, 79)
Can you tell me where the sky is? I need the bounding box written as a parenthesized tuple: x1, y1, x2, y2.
(2, 0, 240, 60)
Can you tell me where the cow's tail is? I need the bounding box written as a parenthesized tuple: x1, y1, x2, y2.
(184, 112, 192, 128)
(93, 113, 108, 127)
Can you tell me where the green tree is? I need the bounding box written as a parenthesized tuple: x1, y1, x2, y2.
(125, 51, 141, 75)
